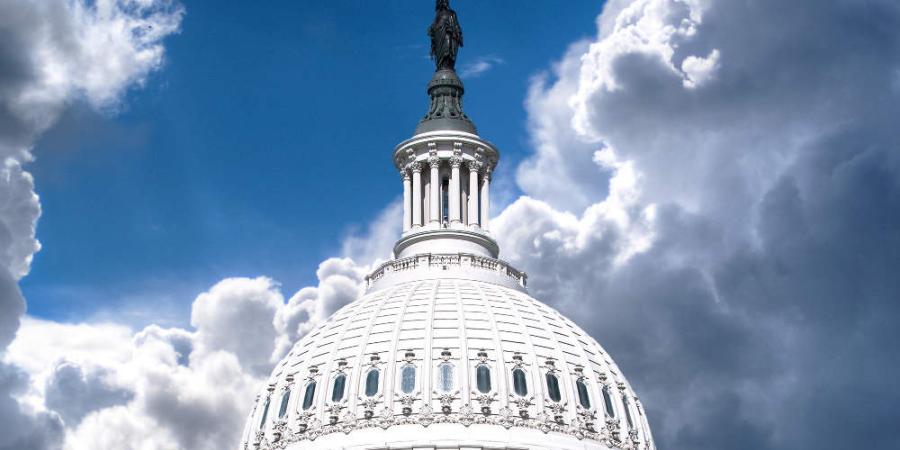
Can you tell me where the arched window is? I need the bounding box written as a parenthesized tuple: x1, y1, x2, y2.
(258, 396, 270, 428)
(623, 395, 635, 429)
(476, 364, 492, 394)
(437, 362, 454, 393)
(602, 385, 615, 418)
(277, 389, 291, 418)
(512, 368, 528, 397)
(401, 364, 416, 394)
(301, 381, 316, 410)
(576, 378, 591, 409)
(365, 368, 380, 397)
(546, 372, 561, 402)
(331, 373, 346, 402)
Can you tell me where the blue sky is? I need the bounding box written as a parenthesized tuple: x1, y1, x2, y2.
(22, 0, 603, 326)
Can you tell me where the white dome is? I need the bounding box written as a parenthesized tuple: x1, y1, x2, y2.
(240, 259, 655, 450)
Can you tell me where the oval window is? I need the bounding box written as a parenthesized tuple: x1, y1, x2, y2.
(546, 372, 561, 402)
(401, 365, 416, 394)
(258, 396, 270, 428)
(602, 386, 615, 418)
(365, 369, 380, 397)
(277, 389, 290, 418)
(301, 381, 316, 410)
(512, 368, 528, 397)
(331, 373, 346, 402)
(437, 363, 454, 393)
(576, 379, 591, 409)
(476, 364, 492, 394)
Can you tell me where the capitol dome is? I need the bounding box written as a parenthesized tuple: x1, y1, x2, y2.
(240, 2, 655, 449)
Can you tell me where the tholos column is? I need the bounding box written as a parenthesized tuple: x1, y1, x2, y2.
(411, 162, 423, 227)
(402, 169, 411, 232)
(449, 156, 462, 224)
(429, 155, 440, 225)
(480, 168, 491, 230)
(467, 161, 481, 227)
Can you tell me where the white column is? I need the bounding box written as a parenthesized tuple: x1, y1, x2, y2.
(467, 161, 481, 227)
(401, 169, 411, 232)
(480, 168, 491, 230)
(429, 155, 440, 224)
(411, 162, 423, 227)
(449, 156, 462, 224)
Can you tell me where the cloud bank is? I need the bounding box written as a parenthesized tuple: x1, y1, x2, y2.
(4, 0, 900, 449)
(496, 0, 900, 448)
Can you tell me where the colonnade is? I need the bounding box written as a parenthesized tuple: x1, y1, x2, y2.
(401, 156, 491, 232)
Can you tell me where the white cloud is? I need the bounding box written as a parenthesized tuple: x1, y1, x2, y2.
(190, 277, 284, 376)
(460, 55, 505, 78)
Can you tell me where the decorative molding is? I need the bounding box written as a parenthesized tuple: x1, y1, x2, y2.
(250, 406, 637, 449)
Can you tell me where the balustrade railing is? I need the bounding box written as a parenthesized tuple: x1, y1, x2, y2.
(366, 253, 527, 288)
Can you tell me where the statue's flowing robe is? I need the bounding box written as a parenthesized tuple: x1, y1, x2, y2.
(430, 10, 463, 70)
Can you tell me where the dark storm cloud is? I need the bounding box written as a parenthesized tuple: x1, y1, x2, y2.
(498, 0, 900, 448)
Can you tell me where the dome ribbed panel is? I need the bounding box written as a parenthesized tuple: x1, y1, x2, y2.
(243, 279, 654, 450)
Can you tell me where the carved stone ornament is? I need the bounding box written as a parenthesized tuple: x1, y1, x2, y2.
(408, 161, 423, 173)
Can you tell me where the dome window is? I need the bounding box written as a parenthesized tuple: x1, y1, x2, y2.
(576, 378, 591, 409)
(623, 394, 635, 429)
(545, 372, 562, 402)
(365, 368, 380, 397)
(401, 364, 416, 394)
(258, 396, 270, 428)
(476, 364, 492, 394)
(301, 381, 316, 410)
(277, 389, 291, 418)
(512, 368, 528, 397)
(331, 373, 347, 402)
(437, 362, 454, 393)
(602, 385, 616, 418)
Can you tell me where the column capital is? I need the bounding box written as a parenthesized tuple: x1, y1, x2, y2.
(449, 155, 463, 168)
(400, 169, 411, 181)
(483, 167, 492, 181)
(408, 161, 423, 173)
(466, 160, 483, 173)
(428, 154, 441, 168)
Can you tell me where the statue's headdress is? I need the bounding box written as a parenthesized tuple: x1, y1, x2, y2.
(436, 0, 450, 11)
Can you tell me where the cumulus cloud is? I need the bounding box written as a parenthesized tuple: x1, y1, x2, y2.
(0, 0, 183, 448)
(496, 0, 900, 448)
(3, 258, 367, 449)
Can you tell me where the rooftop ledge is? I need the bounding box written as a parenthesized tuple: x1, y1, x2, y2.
(365, 252, 528, 292)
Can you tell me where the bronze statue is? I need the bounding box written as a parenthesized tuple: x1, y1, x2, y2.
(429, 0, 463, 71)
